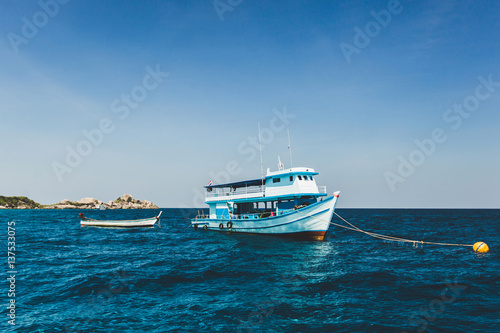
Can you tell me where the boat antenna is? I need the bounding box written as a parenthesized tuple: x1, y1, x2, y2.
(287, 128, 293, 168)
(258, 123, 264, 185)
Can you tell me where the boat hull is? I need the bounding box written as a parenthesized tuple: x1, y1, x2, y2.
(80, 217, 158, 227)
(192, 193, 339, 240)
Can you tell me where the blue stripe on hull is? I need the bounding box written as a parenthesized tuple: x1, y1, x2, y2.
(194, 207, 330, 230)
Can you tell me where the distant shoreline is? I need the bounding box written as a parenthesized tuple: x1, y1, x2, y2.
(0, 194, 159, 210)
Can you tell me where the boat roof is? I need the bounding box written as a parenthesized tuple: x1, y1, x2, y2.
(266, 167, 318, 177)
(204, 178, 264, 189)
(205, 167, 319, 189)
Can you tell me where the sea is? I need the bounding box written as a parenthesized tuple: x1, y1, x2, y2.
(1, 208, 499, 333)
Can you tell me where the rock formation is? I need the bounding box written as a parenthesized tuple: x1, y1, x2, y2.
(106, 194, 158, 209)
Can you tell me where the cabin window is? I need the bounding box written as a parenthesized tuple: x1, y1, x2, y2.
(298, 175, 302, 180)
(273, 178, 281, 183)
(309, 176, 314, 180)
(303, 175, 308, 181)
(290, 176, 293, 182)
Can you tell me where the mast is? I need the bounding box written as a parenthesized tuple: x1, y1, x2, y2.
(287, 128, 293, 168)
(258, 123, 264, 185)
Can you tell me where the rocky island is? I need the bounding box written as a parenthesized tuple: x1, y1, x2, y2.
(0, 194, 159, 210)
(0, 196, 41, 209)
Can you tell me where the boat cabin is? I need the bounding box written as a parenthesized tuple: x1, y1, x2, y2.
(204, 167, 327, 220)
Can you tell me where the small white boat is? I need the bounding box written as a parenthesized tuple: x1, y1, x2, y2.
(191, 165, 340, 240)
(80, 211, 162, 227)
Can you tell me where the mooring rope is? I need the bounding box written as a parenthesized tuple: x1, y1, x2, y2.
(332, 212, 473, 248)
(294, 209, 473, 248)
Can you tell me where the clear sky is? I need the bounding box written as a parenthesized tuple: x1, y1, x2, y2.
(1, 0, 499, 208)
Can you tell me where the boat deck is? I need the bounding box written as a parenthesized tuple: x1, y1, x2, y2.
(206, 185, 327, 202)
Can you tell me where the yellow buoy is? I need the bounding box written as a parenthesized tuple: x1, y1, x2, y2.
(473, 242, 489, 253)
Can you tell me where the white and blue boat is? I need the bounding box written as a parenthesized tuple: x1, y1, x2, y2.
(191, 166, 340, 240)
(80, 211, 162, 228)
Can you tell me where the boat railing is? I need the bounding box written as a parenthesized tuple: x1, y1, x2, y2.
(206, 185, 265, 199)
(206, 184, 327, 199)
(193, 210, 209, 220)
(231, 209, 292, 220)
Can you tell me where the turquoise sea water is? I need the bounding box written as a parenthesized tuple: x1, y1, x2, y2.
(1, 208, 499, 332)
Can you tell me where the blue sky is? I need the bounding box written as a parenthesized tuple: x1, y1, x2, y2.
(1, 0, 499, 208)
